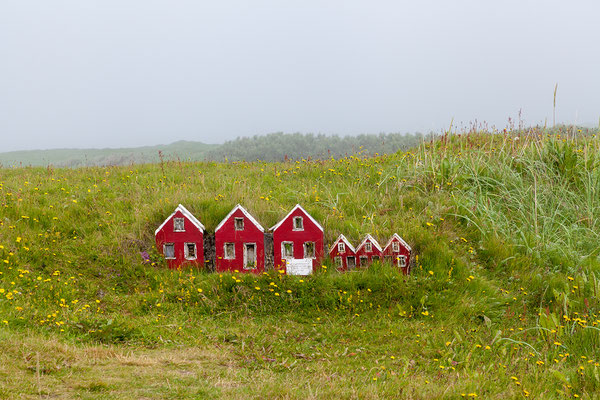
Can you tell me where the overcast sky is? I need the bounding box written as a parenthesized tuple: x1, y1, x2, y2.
(1, 0, 599, 152)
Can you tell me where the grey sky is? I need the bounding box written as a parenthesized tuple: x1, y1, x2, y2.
(1, 0, 599, 152)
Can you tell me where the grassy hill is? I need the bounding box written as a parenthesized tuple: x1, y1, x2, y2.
(205, 132, 425, 161)
(0, 130, 599, 398)
(0, 133, 424, 167)
(0, 140, 219, 168)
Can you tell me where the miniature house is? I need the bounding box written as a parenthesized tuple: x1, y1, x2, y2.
(383, 233, 412, 274)
(328, 234, 357, 271)
(270, 204, 324, 272)
(215, 204, 265, 273)
(355, 234, 383, 267)
(155, 204, 205, 269)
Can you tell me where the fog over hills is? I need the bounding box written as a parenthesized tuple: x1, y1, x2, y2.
(0, 133, 424, 167)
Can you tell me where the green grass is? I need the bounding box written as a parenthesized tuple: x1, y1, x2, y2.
(0, 140, 219, 168)
(1, 129, 599, 398)
(0, 132, 423, 168)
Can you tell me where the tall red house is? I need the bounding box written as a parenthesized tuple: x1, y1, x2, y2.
(271, 204, 324, 272)
(215, 204, 265, 273)
(355, 234, 383, 267)
(383, 233, 412, 274)
(155, 204, 205, 269)
(328, 234, 357, 271)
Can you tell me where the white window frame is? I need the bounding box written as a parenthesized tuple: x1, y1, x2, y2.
(164, 243, 175, 259)
(234, 217, 244, 231)
(282, 241, 294, 259)
(392, 242, 400, 252)
(365, 242, 372, 252)
(293, 216, 304, 231)
(399, 255, 407, 268)
(303, 241, 316, 259)
(359, 255, 368, 265)
(338, 242, 345, 253)
(243, 243, 257, 269)
(173, 218, 185, 232)
(224, 243, 235, 260)
(334, 256, 342, 268)
(184, 242, 197, 260)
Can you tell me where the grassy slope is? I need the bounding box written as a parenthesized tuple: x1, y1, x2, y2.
(0, 140, 219, 168)
(205, 132, 424, 162)
(0, 131, 599, 399)
(0, 133, 423, 167)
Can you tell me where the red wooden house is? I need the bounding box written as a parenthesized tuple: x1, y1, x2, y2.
(355, 234, 383, 267)
(215, 204, 265, 273)
(270, 204, 324, 272)
(328, 234, 357, 271)
(155, 204, 205, 269)
(382, 233, 412, 274)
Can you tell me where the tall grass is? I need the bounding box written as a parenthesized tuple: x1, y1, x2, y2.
(1, 128, 599, 398)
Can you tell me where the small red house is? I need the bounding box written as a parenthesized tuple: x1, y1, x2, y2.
(155, 204, 205, 269)
(328, 234, 357, 271)
(215, 204, 265, 273)
(355, 234, 383, 267)
(271, 204, 324, 272)
(382, 233, 412, 274)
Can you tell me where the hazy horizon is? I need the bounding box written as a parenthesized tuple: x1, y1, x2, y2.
(2, 1, 599, 152)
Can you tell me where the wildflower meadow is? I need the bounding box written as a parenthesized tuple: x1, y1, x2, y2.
(1, 129, 599, 398)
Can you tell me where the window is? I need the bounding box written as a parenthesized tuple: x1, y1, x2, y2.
(234, 217, 244, 231)
(282, 242, 294, 258)
(347, 256, 356, 270)
(174, 218, 185, 232)
(392, 242, 400, 252)
(372, 255, 380, 263)
(384, 255, 392, 264)
(359, 256, 368, 266)
(164, 243, 175, 259)
(224, 243, 235, 259)
(399, 255, 407, 268)
(304, 242, 315, 258)
(184, 243, 197, 260)
(338, 242, 345, 253)
(293, 216, 303, 230)
(335, 256, 342, 268)
(244, 243, 256, 269)
(365, 242, 372, 252)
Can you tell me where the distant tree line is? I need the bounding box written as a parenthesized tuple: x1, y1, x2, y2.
(205, 132, 428, 162)
(4, 126, 595, 168)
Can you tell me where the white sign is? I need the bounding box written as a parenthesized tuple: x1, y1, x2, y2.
(286, 259, 313, 275)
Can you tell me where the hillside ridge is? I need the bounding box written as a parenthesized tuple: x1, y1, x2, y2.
(0, 132, 424, 167)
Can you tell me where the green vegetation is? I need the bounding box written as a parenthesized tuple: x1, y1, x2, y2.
(0, 132, 424, 168)
(205, 132, 425, 161)
(1, 129, 599, 398)
(0, 140, 219, 168)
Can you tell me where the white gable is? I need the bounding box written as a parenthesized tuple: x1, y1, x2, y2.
(356, 234, 383, 253)
(154, 204, 205, 236)
(214, 204, 265, 233)
(269, 204, 324, 232)
(383, 233, 412, 252)
(328, 234, 356, 254)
